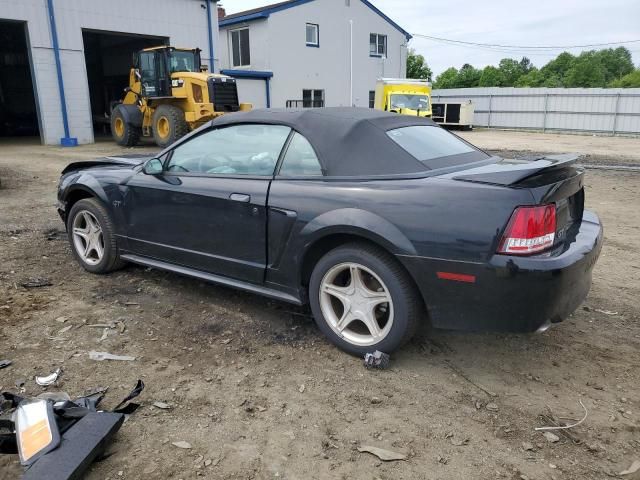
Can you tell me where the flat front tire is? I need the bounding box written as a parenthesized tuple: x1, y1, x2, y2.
(67, 198, 125, 274)
(309, 243, 421, 356)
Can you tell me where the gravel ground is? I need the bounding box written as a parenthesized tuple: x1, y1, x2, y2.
(0, 133, 639, 480)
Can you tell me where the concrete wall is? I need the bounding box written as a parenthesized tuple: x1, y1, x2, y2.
(432, 87, 640, 135)
(219, 0, 408, 108)
(0, 0, 219, 145)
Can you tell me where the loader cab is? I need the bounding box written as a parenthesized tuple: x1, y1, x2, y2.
(134, 47, 202, 98)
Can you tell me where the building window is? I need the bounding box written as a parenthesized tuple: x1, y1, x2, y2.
(306, 23, 319, 47)
(230, 28, 250, 67)
(302, 89, 324, 108)
(369, 33, 387, 57)
(369, 91, 375, 108)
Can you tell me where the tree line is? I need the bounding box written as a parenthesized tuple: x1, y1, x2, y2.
(406, 47, 640, 89)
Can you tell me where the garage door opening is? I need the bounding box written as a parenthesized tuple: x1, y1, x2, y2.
(82, 30, 167, 138)
(0, 20, 40, 140)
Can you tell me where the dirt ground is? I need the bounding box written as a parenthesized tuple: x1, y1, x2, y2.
(0, 132, 639, 480)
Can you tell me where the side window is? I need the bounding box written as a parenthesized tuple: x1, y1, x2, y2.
(230, 28, 250, 67)
(166, 124, 291, 176)
(279, 133, 323, 176)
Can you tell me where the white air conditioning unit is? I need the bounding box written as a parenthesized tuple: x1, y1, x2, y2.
(432, 100, 474, 129)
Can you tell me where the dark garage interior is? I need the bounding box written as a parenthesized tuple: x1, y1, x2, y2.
(82, 30, 167, 136)
(0, 20, 39, 138)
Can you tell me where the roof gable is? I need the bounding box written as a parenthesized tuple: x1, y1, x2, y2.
(219, 0, 412, 40)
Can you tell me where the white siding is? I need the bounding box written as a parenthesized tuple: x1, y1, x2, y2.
(236, 78, 268, 109)
(219, 0, 408, 108)
(0, 0, 219, 145)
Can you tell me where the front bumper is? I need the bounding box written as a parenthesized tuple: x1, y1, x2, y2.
(399, 210, 603, 332)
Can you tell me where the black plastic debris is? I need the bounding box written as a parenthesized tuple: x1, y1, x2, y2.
(0, 380, 144, 479)
(364, 350, 390, 369)
(20, 277, 53, 289)
(0, 360, 11, 369)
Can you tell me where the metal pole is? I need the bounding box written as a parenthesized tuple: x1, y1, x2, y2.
(542, 93, 548, 133)
(487, 94, 492, 129)
(349, 20, 353, 106)
(46, 0, 76, 146)
(612, 93, 621, 135)
(205, 0, 215, 72)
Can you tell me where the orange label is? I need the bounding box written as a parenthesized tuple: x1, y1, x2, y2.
(20, 419, 52, 461)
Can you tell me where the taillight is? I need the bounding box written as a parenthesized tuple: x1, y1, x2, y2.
(497, 204, 556, 255)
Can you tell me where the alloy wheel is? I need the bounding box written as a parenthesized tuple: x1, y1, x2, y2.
(72, 210, 104, 265)
(319, 262, 394, 346)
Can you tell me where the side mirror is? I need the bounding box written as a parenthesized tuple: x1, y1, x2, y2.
(142, 158, 163, 175)
(134, 69, 142, 80)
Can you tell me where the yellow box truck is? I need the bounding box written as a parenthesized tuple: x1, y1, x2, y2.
(374, 78, 432, 118)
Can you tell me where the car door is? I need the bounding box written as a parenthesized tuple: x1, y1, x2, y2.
(124, 123, 292, 284)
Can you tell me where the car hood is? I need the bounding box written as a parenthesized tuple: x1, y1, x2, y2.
(61, 153, 157, 175)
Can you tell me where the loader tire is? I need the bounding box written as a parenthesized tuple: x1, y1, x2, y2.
(152, 104, 189, 148)
(111, 107, 140, 147)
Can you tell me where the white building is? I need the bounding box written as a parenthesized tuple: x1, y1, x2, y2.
(218, 0, 411, 109)
(0, 0, 219, 145)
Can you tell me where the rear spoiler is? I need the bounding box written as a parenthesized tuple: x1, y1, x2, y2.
(452, 153, 581, 187)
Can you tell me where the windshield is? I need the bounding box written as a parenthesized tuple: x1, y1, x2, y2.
(169, 51, 198, 73)
(387, 125, 488, 169)
(390, 94, 430, 111)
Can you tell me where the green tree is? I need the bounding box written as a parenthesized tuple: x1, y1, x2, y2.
(542, 73, 564, 88)
(498, 58, 524, 86)
(563, 51, 606, 87)
(479, 66, 505, 86)
(454, 63, 482, 87)
(609, 69, 640, 87)
(514, 67, 545, 87)
(433, 67, 459, 89)
(596, 47, 634, 83)
(540, 52, 575, 82)
(406, 49, 433, 81)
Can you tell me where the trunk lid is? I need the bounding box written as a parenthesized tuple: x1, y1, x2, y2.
(447, 153, 585, 252)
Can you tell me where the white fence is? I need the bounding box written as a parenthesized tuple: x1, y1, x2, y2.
(431, 87, 640, 135)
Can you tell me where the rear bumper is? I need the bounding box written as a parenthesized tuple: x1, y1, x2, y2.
(399, 210, 603, 332)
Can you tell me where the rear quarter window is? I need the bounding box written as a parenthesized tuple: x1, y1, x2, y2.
(386, 125, 487, 169)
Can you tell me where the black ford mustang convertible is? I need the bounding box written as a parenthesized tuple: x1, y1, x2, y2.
(57, 108, 602, 355)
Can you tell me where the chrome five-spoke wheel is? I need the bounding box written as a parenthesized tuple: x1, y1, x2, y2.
(319, 262, 394, 347)
(72, 210, 104, 265)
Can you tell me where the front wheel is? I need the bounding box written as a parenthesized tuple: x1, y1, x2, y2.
(67, 198, 125, 274)
(309, 243, 421, 356)
(152, 104, 189, 148)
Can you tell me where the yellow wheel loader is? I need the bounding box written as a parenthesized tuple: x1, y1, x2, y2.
(111, 46, 250, 148)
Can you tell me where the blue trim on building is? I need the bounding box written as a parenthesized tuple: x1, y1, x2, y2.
(221, 69, 273, 79)
(219, 0, 411, 41)
(205, 0, 215, 72)
(46, 0, 77, 146)
(221, 70, 274, 108)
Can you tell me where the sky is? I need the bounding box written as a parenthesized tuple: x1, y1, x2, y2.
(222, 0, 640, 77)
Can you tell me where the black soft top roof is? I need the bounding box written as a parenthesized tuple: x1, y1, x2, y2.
(211, 107, 439, 177)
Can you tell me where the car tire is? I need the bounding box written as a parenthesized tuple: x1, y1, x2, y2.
(152, 104, 189, 148)
(111, 106, 140, 147)
(309, 242, 421, 356)
(67, 198, 125, 274)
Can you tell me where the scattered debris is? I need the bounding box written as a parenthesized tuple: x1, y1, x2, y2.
(116, 321, 126, 334)
(21, 277, 52, 288)
(298, 384, 306, 393)
(357, 445, 406, 461)
(15, 378, 25, 388)
(363, 351, 390, 369)
(35, 368, 62, 386)
(450, 437, 469, 446)
(370, 396, 382, 404)
(0, 360, 11, 369)
(58, 325, 73, 335)
(99, 328, 110, 342)
(88, 351, 136, 362)
(486, 402, 499, 412)
(535, 400, 588, 432)
(172, 441, 192, 449)
(522, 442, 534, 451)
(594, 308, 618, 316)
(152, 402, 172, 410)
(220, 338, 232, 345)
(55, 316, 68, 323)
(620, 460, 640, 476)
(543, 432, 560, 443)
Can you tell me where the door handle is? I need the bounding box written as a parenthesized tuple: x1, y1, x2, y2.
(229, 193, 251, 203)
